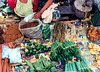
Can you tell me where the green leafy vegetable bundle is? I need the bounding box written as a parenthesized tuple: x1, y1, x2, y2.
(65, 58, 93, 72)
(50, 40, 81, 61)
(25, 56, 59, 72)
(43, 24, 50, 40)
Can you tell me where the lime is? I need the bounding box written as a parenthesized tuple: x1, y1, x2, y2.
(35, 54, 39, 59)
(32, 45, 35, 48)
(30, 50, 33, 54)
(44, 48, 48, 51)
(38, 44, 41, 47)
(32, 52, 35, 55)
(43, 45, 46, 48)
(26, 46, 29, 49)
(28, 43, 32, 46)
(28, 47, 31, 50)
(33, 42, 36, 45)
(33, 49, 36, 52)
(40, 50, 44, 53)
(28, 53, 30, 56)
(36, 47, 39, 50)
(26, 40, 30, 43)
(40, 46, 44, 49)
(35, 44, 38, 47)
(36, 51, 39, 54)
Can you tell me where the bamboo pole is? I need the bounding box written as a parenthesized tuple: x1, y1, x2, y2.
(7, 59, 10, 72)
(0, 46, 2, 72)
(3, 57, 9, 72)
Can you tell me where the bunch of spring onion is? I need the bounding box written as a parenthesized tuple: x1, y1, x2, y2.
(65, 58, 93, 72)
(50, 40, 81, 61)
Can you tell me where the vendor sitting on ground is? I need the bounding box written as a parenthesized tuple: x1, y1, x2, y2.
(7, 0, 53, 19)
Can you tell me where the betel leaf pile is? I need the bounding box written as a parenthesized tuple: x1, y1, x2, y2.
(50, 40, 81, 61)
(25, 56, 59, 72)
(24, 40, 49, 56)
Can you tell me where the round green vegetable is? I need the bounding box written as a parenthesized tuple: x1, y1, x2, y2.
(43, 45, 46, 48)
(28, 47, 32, 50)
(33, 49, 36, 52)
(28, 43, 32, 46)
(40, 46, 44, 49)
(36, 51, 39, 54)
(26, 40, 30, 43)
(38, 44, 41, 47)
(36, 47, 39, 50)
(30, 50, 33, 54)
(35, 54, 39, 59)
(28, 53, 31, 56)
(40, 50, 44, 53)
(44, 48, 47, 51)
(26, 46, 29, 49)
(32, 52, 35, 55)
(32, 45, 35, 48)
(35, 44, 38, 47)
(33, 42, 36, 45)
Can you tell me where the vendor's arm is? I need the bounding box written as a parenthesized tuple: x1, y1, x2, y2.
(32, 0, 37, 6)
(33, 0, 53, 19)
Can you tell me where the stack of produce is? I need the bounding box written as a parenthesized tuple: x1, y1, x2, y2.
(25, 56, 59, 72)
(53, 22, 65, 43)
(50, 40, 93, 72)
(0, 27, 4, 44)
(65, 58, 93, 72)
(24, 40, 49, 56)
(43, 24, 50, 40)
(87, 25, 100, 41)
(5, 24, 23, 43)
(50, 40, 81, 61)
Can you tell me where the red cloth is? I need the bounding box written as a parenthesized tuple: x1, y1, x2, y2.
(7, 0, 38, 12)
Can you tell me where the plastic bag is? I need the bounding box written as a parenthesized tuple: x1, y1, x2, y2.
(9, 47, 22, 63)
(2, 46, 10, 59)
(24, 13, 36, 22)
(2, 46, 22, 63)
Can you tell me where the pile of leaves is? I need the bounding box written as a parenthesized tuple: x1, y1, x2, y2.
(25, 56, 59, 72)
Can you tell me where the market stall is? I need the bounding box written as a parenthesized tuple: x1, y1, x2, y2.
(0, 0, 100, 72)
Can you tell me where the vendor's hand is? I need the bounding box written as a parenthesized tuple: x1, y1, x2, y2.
(32, 11, 42, 19)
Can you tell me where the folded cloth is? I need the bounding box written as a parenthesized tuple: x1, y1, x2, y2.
(41, 3, 60, 23)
